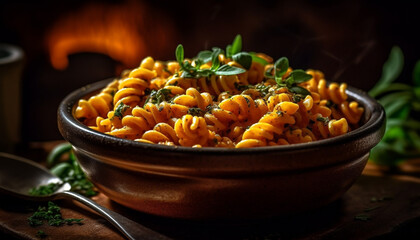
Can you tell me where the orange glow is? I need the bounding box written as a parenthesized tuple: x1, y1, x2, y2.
(46, 0, 173, 71)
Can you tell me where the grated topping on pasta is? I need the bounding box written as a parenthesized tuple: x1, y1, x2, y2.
(75, 35, 364, 148)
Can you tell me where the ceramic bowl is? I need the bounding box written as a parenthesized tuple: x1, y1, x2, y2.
(58, 79, 385, 220)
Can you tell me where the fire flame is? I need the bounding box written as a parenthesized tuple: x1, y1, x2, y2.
(46, 0, 173, 71)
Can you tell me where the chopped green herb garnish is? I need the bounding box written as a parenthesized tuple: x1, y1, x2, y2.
(255, 84, 270, 97)
(36, 230, 47, 238)
(29, 182, 62, 196)
(28, 201, 83, 227)
(292, 93, 305, 103)
(114, 102, 130, 119)
(144, 88, 172, 106)
(188, 107, 204, 116)
(316, 116, 329, 124)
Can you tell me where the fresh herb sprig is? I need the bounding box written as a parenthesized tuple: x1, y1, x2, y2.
(176, 44, 246, 78)
(175, 34, 269, 79)
(369, 46, 420, 165)
(34, 143, 98, 197)
(272, 57, 313, 96)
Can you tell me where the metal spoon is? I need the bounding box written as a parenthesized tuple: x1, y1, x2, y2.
(0, 152, 171, 240)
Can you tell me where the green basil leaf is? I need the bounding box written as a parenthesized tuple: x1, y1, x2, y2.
(196, 68, 214, 77)
(226, 45, 232, 58)
(230, 34, 242, 56)
(378, 91, 412, 109)
(212, 47, 224, 54)
(175, 44, 184, 65)
(289, 86, 311, 96)
(197, 50, 212, 63)
(211, 48, 222, 70)
(274, 57, 289, 85)
(215, 64, 246, 75)
(249, 52, 269, 66)
(413, 60, 420, 87)
(368, 83, 412, 96)
(387, 119, 420, 130)
(381, 95, 411, 118)
(369, 46, 404, 97)
(50, 162, 72, 178)
(285, 76, 294, 88)
(232, 52, 252, 70)
(274, 57, 289, 79)
(407, 130, 420, 149)
(290, 69, 313, 83)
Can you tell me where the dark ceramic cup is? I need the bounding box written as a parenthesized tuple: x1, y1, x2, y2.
(58, 79, 385, 220)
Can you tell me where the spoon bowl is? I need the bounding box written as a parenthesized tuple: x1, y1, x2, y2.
(0, 152, 71, 201)
(0, 152, 170, 240)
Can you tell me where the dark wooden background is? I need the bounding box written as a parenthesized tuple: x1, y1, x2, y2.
(0, 0, 419, 143)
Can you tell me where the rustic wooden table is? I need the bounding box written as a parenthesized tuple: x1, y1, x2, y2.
(1, 143, 420, 240)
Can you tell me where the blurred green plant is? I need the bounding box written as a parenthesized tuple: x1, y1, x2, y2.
(369, 46, 420, 165)
(46, 142, 98, 197)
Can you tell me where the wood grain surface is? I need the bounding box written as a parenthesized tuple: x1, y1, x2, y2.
(2, 171, 420, 240)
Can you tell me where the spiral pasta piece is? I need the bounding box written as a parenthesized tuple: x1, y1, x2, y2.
(219, 95, 268, 123)
(136, 123, 179, 145)
(172, 88, 213, 110)
(75, 80, 119, 122)
(113, 57, 157, 109)
(338, 101, 364, 124)
(175, 115, 210, 147)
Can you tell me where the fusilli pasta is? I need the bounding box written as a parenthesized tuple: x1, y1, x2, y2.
(75, 39, 364, 148)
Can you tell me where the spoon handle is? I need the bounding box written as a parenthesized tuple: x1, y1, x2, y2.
(57, 191, 171, 240)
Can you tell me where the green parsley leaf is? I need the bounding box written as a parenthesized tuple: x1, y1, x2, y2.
(289, 86, 311, 96)
(289, 69, 313, 83)
(211, 48, 222, 70)
(249, 52, 269, 66)
(197, 50, 212, 63)
(233, 52, 252, 70)
(274, 57, 289, 85)
(175, 44, 184, 65)
(215, 64, 246, 75)
(226, 34, 242, 58)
